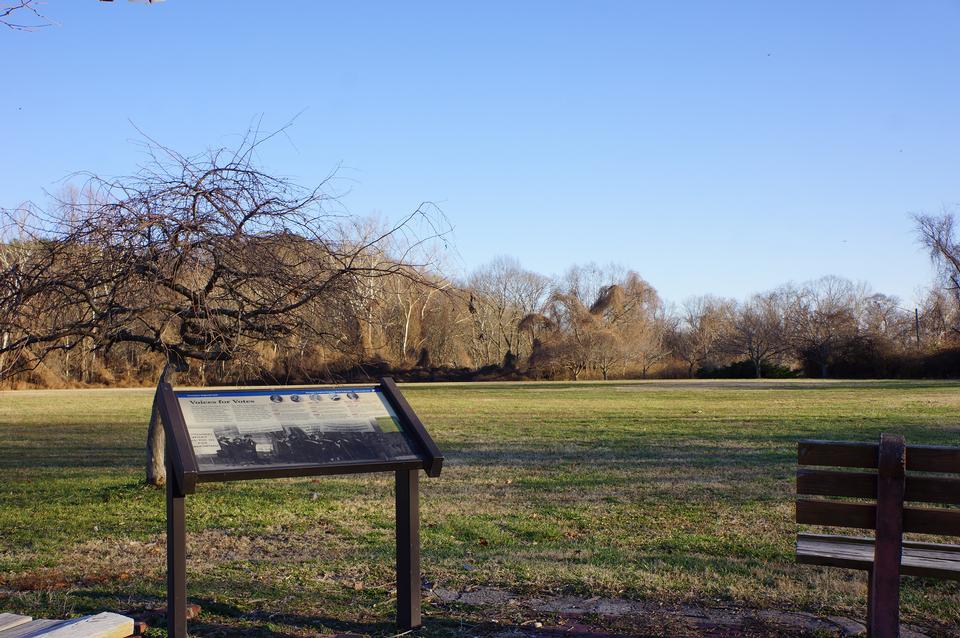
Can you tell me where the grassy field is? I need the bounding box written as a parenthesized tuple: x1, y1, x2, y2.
(1, 380, 959, 637)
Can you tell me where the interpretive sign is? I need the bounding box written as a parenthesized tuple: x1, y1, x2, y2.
(156, 377, 442, 638)
(177, 387, 421, 472)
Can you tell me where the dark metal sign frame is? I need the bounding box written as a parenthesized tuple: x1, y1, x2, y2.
(157, 376, 443, 637)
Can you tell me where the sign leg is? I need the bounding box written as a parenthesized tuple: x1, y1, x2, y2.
(396, 469, 421, 630)
(167, 459, 188, 638)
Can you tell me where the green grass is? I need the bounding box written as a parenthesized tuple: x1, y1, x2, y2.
(1, 381, 959, 636)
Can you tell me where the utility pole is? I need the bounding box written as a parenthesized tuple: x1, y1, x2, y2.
(915, 307, 921, 349)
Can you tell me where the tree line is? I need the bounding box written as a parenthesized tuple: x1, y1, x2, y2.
(3, 137, 960, 387)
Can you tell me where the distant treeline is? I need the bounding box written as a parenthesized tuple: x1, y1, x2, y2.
(3, 135, 959, 387)
(4, 251, 959, 388)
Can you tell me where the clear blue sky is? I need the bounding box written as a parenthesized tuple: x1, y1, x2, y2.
(3, 1, 959, 306)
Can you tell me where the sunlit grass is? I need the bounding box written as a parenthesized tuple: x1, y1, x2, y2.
(1, 380, 958, 636)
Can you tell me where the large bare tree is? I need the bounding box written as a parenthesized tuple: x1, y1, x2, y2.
(466, 257, 550, 367)
(0, 130, 448, 484)
(725, 291, 789, 378)
(787, 277, 864, 378)
(916, 212, 960, 334)
(671, 295, 735, 377)
(1, 0, 51, 30)
(523, 268, 663, 380)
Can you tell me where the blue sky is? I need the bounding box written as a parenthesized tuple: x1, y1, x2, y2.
(3, 1, 959, 305)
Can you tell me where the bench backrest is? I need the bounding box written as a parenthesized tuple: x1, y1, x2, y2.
(796, 435, 960, 538)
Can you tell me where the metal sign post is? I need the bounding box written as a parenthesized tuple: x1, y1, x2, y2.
(165, 451, 188, 638)
(396, 468, 420, 629)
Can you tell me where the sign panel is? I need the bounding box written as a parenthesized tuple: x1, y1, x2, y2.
(174, 387, 422, 472)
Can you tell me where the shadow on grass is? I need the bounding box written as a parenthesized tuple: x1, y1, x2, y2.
(0, 446, 143, 470)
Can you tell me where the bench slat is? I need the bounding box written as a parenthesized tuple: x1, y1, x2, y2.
(799, 440, 877, 469)
(797, 533, 960, 580)
(798, 440, 960, 473)
(797, 468, 875, 499)
(798, 469, 960, 505)
(906, 475, 960, 505)
(796, 499, 875, 529)
(797, 533, 875, 570)
(796, 499, 960, 536)
(904, 506, 960, 536)
(908, 445, 960, 473)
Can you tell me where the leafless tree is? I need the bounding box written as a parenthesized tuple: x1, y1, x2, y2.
(725, 292, 789, 378)
(787, 277, 865, 378)
(524, 268, 664, 379)
(916, 211, 960, 336)
(916, 288, 957, 350)
(466, 257, 550, 367)
(1, 0, 51, 30)
(671, 295, 735, 377)
(0, 129, 449, 484)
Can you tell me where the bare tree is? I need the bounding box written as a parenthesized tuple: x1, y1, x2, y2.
(916, 287, 957, 350)
(916, 211, 960, 336)
(525, 268, 664, 379)
(671, 295, 735, 377)
(861, 292, 914, 349)
(0, 129, 449, 485)
(466, 257, 550, 368)
(725, 292, 789, 378)
(1, 0, 51, 30)
(787, 277, 864, 378)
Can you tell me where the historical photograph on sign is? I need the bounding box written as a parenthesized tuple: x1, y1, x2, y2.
(175, 387, 422, 471)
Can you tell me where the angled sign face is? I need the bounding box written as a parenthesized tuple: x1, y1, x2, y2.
(158, 377, 443, 493)
(176, 387, 420, 471)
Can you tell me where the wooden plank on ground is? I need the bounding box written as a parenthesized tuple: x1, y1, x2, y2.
(27, 613, 133, 638)
(0, 615, 32, 633)
(0, 620, 65, 638)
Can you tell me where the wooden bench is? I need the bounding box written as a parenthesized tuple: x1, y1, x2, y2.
(796, 434, 960, 637)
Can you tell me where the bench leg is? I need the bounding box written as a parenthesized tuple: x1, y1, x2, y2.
(868, 564, 900, 638)
(869, 433, 904, 638)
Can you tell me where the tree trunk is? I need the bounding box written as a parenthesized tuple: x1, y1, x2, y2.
(145, 362, 184, 487)
(145, 385, 166, 486)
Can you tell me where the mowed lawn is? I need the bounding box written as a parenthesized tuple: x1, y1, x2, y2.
(1, 381, 959, 636)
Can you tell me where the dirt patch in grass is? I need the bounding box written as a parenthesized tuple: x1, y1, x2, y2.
(432, 586, 936, 638)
